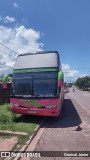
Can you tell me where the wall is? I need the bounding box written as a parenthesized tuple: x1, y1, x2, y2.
(0, 83, 11, 104)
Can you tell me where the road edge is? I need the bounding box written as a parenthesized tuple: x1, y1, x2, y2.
(16, 119, 44, 160)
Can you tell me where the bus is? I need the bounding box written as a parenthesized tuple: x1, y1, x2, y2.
(10, 51, 64, 116)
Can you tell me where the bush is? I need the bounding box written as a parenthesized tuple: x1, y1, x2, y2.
(0, 104, 17, 123)
(0, 111, 14, 123)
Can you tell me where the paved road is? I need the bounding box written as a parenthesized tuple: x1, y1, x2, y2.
(21, 88, 90, 160)
(68, 87, 90, 112)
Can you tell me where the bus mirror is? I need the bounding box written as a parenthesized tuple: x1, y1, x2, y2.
(58, 71, 64, 87)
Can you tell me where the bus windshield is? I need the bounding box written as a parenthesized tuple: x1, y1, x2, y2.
(33, 78, 57, 97)
(13, 77, 32, 97)
(11, 72, 58, 98)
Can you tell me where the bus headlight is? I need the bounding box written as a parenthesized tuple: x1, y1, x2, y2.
(45, 104, 56, 108)
(10, 103, 19, 107)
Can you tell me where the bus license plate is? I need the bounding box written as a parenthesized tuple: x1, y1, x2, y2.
(28, 110, 36, 114)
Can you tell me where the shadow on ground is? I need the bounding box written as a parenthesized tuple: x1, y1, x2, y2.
(14, 98, 82, 128)
(43, 98, 82, 128)
(14, 114, 44, 125)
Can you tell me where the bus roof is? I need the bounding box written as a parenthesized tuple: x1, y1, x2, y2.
(14, 51, 61, 70)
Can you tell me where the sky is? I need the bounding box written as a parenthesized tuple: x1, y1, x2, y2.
(0, 0, 90, 82)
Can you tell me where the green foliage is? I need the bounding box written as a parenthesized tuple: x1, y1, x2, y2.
(17, 135, 29, 145)
(0, 104, 17, 123)
(0, 104, 16, 123)
(0, 104, 43, 133)
(75, 76, 90, 89)
(1, 103, 10, 111)
(0, 111, 13, 123)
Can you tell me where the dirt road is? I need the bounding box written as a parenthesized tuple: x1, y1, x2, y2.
(20, 88, 90, 160)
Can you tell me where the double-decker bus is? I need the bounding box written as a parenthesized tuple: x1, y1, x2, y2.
(10, 51, 64, 116)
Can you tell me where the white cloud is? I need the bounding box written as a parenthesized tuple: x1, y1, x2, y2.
(0, 25, 44, 75)
(0, 24, 86, 81)
(3, 16, 16, 23)
(62, 64, 86, 82)
(13, 3, 19, 8)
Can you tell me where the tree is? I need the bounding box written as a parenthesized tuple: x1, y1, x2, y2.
(75, 76, 90, 90)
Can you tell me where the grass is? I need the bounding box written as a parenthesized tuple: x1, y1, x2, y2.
(12, 134, 30, 151)
(0, 103, 44, 150)
(0, 134, 29, 151)
(0, 103, 43, 133)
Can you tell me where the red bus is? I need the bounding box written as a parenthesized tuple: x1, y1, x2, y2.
(10, 51, 64, 116)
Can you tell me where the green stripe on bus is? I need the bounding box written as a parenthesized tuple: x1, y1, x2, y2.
(13, 67, 58, 73)
(58, 71, 64, 80)
(25, 100, 42, 107)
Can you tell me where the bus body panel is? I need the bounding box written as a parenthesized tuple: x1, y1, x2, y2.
(10, 97, 62, 116)
(14, 51, 60, 70)
(10, 51, 64, 117)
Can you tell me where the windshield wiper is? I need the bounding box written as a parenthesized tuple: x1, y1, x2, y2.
(33, 93, 40, 97)
(13, 95, 32, 98)
(23, 95, 32, 97)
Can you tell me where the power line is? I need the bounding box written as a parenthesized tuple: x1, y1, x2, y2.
(0, 42, 18, 56)
(0, 62, 13, 69)
(0, 42, 18, 70)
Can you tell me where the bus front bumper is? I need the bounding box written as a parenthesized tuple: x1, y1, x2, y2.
(10, 106, 61, 117)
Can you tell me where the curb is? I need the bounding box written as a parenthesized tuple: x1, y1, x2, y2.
(0, 130, 27, 136)
(13, 119, 44, 160)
